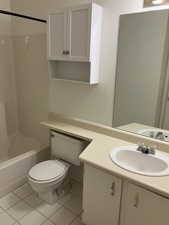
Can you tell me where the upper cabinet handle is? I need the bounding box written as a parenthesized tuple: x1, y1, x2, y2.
(133, 193, 139, 208)
(65, 50, 70, 55)
(62, 50, 69, 55)
(111, 182, 116, 196)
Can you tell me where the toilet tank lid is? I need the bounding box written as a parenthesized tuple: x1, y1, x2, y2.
(28, 160, 68, 181)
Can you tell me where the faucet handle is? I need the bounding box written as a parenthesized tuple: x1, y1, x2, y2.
(149, 145, 156, 155)
(137, 143, 145, 152)
(137, 143, 145, 147)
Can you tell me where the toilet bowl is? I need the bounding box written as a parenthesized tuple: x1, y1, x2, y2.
(28, 130, 86, 204)
(28, 159, 70, 204)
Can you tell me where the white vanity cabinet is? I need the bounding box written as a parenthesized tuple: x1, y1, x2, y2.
(82, 164, 122, 225)
(120, 182, 169, 225)
(48, 3, 102, 84)
(82, 164, 169, 225)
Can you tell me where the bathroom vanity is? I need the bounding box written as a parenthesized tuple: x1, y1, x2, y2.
(83, 164, 169, 225)
(42, 115, 169, 225)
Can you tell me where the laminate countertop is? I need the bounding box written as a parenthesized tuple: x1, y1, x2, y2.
(41, 118, 169, 199)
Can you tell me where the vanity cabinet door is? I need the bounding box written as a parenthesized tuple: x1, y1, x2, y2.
(120, 182, 169, 225)
(82, 164, 122, 225)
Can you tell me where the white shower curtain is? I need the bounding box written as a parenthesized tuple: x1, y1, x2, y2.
(0, 102, 9, 159)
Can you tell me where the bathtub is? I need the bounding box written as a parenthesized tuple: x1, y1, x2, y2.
(0, 133, 49, 197)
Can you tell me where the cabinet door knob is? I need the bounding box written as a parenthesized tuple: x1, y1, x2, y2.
(65, 50, 70, 55)
(111, 182, 116, 196)
(62, 50, 66, 55)
(133, 193, 139, 208)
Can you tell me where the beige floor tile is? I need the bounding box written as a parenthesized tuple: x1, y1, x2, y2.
(36, 201, 61, 218)
(57, 194, 71, 205)
(24, 193, 44, 208)
(42, 220, 55, 225)
(0, 211, 15, 225)
(64, 196, 82, 215)
(70, 182, 83, 198)
(14, 183, 34, 199)
(7, 201, 33, 220)
(70, 217, 85, 225)
(0, 207, 4, 214)
(19, 210, 46, 225)
(50, 207, 76, 225)
(0, 193, 20, 210)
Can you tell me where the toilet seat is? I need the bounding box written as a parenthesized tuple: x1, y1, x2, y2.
(28, 160, 69, 183)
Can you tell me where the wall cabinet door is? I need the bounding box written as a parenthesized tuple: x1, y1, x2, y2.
(82, 164, 122, 225)
(68, 5, 91, 61)
(48, 11, 67, 59)
(121, 182, 169, 225)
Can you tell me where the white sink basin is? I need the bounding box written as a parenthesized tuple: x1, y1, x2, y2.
(110, 145, 169, 176)
(138, 129, 169, 142)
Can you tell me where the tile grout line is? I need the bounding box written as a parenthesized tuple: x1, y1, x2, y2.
(0, 204, 17, 224)
(11, 186, 71, 223)
(0, 197, 22, 224)
(62, 203, 83, 216)
(42, 218, 55, 225)
(69, 215, 80, 225)
(3, 206, 20, 224)
(0, 181, 83, 225)
(47, 205, 79, 225)
(2, 187, 36, 223)
(16, 197, 49, 223)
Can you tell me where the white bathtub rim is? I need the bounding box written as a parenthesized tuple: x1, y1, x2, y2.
(0, 149, 38, 170)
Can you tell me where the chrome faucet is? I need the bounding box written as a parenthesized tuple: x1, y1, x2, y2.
(137, 144, 156, 155)
(155, 131, 165, 141)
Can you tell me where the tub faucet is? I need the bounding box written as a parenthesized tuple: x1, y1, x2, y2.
(155, 132, 165, 141)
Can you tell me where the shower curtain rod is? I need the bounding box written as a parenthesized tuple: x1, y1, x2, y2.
(0, 10, 47, 23)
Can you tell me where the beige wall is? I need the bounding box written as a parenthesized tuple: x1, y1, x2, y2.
(0, 0, 11, 35)
(0, 0, 10, 9)
(11, 0, 144, 126)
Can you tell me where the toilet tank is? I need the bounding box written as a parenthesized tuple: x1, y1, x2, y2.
(50, 130, 86, 166)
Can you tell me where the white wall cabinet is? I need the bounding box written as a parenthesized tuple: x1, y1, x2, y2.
(68, 5, 90, 61)
(48, 10, 67, 60)
(48, 3, 102, 84)
(83, 164, 169, 225)
(82, 164, 122, 225)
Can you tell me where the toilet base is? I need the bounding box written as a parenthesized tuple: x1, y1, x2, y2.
(38, 177, 72, 205)
(39, 189, 58, 205)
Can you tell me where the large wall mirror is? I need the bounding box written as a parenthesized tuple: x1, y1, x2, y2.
(144, 0, 169, 7)
(113, 8, 169, 143)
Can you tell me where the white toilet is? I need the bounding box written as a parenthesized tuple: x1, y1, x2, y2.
(28, 131, 85, 204)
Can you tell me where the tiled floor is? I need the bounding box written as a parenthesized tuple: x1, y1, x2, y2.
(0, 181, 84, 225)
